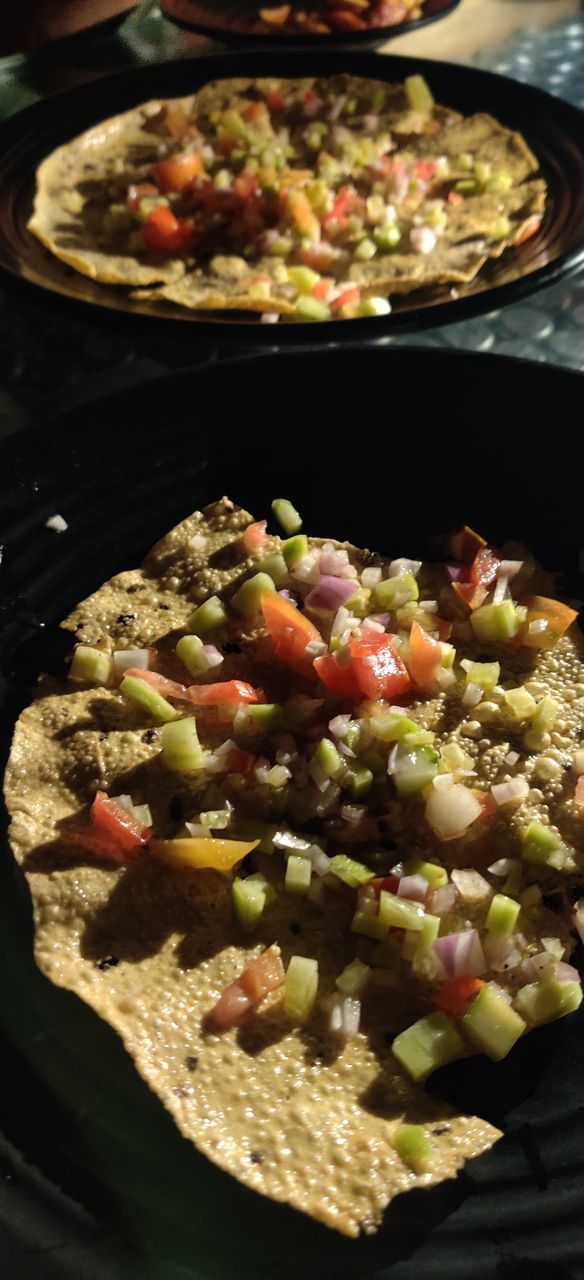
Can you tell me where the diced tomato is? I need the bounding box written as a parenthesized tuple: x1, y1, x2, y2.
(126, 182, 158, 213)
(123, 668, 187, 699)
(313, 652, 363, 702)
(300, 244, 337, 272)
(575, 776, 584, 808)
(141, 206, 195, 256)
(414, 160, 436, 182)
(208, 945, 285, 1029)
(303, 88, 318, 110)
(185, 681, 264, 706)
(433, 976, 486, 1017)
(327, 184, 358, 224)
(515, 215, 542, 247)
(472, 789, 497, 820)
(265, 89, 285, 113)
(311, 278, 333, 301)
(226, 747, 257, 776)
(234, 172, 259, 200)
(407, 620, 442, 694)
(348, 633, 410, 701)
(242, 520, 267, 554)
(261, 591, 322, 677)
(370, 874, 401, 897)
(243, 100, 269, 123)
(522, 595, 578, 646)
(450, 525, 487, 564)
(286, 190, 320, 239)
(89, 791, 150, 860)
(331, 286, 360, 313)
(447, 190, 463, 207)
(469, 547, 500, 589)
(451, 581, 488, 612)
(153, 151, 203, 193)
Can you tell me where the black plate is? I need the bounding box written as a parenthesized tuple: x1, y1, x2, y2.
(0, 50, 583, 346)
(159, 0, 460, 50)
(1, 347, 584, 1277)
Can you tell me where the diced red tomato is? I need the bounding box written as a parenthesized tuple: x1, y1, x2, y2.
(234, 172, 259, 200)
(370, 874, 401, 897)
(515, 215, 542, 247)
(286, 190, 320, 239)
(226, 748, 257, 777)
(326, 184, 360, 225)
(451, 581, 488, 612)
(141, 206, 195, 256)
(433, 975, 486, 1017)
(153, 151, 203, 193)
(185, 681, 264, 706)
(450, 525, 487, 564)
(414, 160, 436, 181)
(447, 190, 463, 207)
(348, 633, 410, 701)
(472, 789, 497, 820)
(265, 90, 284, 113)
(126, 182, 158, 213)
(243, 100, 269, 123)
(242, 520, 267, 555)
(313, 652, 363, 702)
(208, 945, 285, 1029)
(261, 591, 322, 677)
(311, 278, 333, 301)
(331, 286, 360, 313)
(469, 547, 500, 589)
(407, 619, 442, 693)
(123, 668, 187, 699)
(89, 791, 150, 860)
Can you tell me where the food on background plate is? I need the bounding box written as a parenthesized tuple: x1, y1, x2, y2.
(5, 498, 583, 1236)
(255, 0, 424, 36)
(28, 73, 545, 323)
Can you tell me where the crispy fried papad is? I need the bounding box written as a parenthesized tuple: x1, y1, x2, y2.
(28, 75, 546, 316)
(4, 499, 505, 1236)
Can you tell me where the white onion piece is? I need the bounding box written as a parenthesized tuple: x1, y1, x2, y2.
(329, 713, 352, 739)
(113, 648, 150, 678)
(397, 874, 428, 903)
(188, 533, 207, 552)
(487, 857, 518, 877)
(319, 547, 350, 576)
(493, 575, 509, 605)
(432, 929, 486, 978)
(185, 821, 212, 837)
(491, 776, 529, 807)
(541, 936, 563, 956)
(305, 639, 327, 657)
(370, 612, 389, 627)
(419, 600, 438, 613)
(504, 751, 520, 766)
(273, 828, 311, 851)
(291, 551, 320, 583)
(205, 738, 237, 773)
(463, 682, 483, 708)
(361, 566, 382, 588)
(451, 868, 493, 904)
(341, 804, 367, 824)
(520, 951, 555, 982)
(498, 559, 523, 581)
(429, 883, 457, 916)
(115, 794, 153, 827)
(361, 617, 385, 633)
(307, 845, 332, 877)
(386, 744, 399, 776)
(432, 772, 455, 791)
(426, 784, 482, 841)
(437, 668, 456, 690)
(202, 644, 223, 669)
(555, 961, 580, 983)
(315, 783, 341, 816)
(329, 994, 361, 1037)
(484, 934, 521, 973)
(45, 514, 68, 532)
(260, 312, 280, 325)
(573, 751, 584, 775)
(573, 900, 584, 943)
(388, 557, 422, 579)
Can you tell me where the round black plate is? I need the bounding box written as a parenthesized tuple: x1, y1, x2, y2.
(0, 51, 583, 346)
(159, 0, 460, 50)
(1, 347, 584, 1277)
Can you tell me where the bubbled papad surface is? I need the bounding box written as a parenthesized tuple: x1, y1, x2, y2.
(4, 498, 500, 1236)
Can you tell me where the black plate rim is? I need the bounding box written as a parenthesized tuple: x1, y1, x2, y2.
(0, 48, 583, 346)
(158, 0, 461, 51)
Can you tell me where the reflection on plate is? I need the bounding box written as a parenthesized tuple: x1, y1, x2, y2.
(0, 51, 582, 345)
(160, 0, 461, 49)
(1, 348, 584, 1276)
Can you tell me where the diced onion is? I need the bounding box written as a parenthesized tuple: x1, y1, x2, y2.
(202, 644, 224, 669)
(487, 857, 517, 877)
(329, 994, 361, 1037)
(113, 648, 150, 678)
(273, 828, 311, 851)
(188, 533, 207, 552)
(307, 845, 332, 877)
(361, 566, 382, 588)
(397, 874, 428, 903)
(555, 960, 580, 983)
(341, 804, 367, 824)
(432, 772, 455, 791)
(450, 868, 493, 903)
(115, 794, 152, 827)
(185, 821, 212, 837)
(388, 557, 422, 579)
(45, 514, 68, 532)
(426, 784, 482, 841)
(319, 546, 350, 576)
(305, 639, 327, 657)
(305, 576, 357, 613)
(329, 713, 352, 739)
(463, 682, 483, 708)
(432, 928, 486, 978)
(429, 883, 456, 916)
(491, 776, 529, 806)
(504, 751, 519, 766)
(484, 934, 521, 973)
(493, 576, 509, 604)
(487, 981, 513, 1005)
(498, 559, 523, 581)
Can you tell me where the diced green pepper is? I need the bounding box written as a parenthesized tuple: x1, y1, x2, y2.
(175, 634, 208, 677)
(187, 595, 228, 635)
(369, 712, 430, 747)
(504, 686, 537, 720)
(199, 809, 231, 829)
(271, 498, 302, 535)
(473, 161, 492, 186)
(373, 224, 401, 251)
(294, 295, 331, 322)
(393, 747, 438, 797)
(464, 661, 500, 691)
(502, 862, 523, 897)
(484, 169, 512, 193)
(246, 703, 285, 731)
(351, 909, 389, 941)
(283, 955, 318, 1021)
(532, 695, 558, 734)
(160, 716, 203, 771)
(392, 1124, 432, 1173)
(120, 675, 178, 723)
(455, 179, 478, 195)
(258, 552, 289, 587)
(463, 986, 526, 1061)
(378, 891, 425, 932)
(70, 645, 113, 685)
(315, 736, 342, 779)
(439, 742, 473, 773)
(407, 861, 447, 889)
(344, 766, 374, 799)
(286, 265, 320, 294)
(282, 533, 308, 569)
(470, 599, 520, 643)
(355, 296, 392, 318)
(285, 854, 312, 895)
(521, 820, 566, 867)
(231, 874, 275, 931)
(353, 237, 377, 262)
(336, 957, 370, 997)
(411, 914, 441, 975)
(514, 974, 583, 1026)
(392, 1012, 465, 1082)
(486, 892, 521, 937)
(330, 854, 375, 889)
(374, 573, 419, 610)
(404, 74, 435, 114)
(232, 572, 275, 618)
(345, 588, 370, 618)
(488, 216, 512, 240)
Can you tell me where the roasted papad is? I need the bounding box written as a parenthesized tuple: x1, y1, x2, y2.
(5, 499, 583, 1235)
(28, 74, 546, 319)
